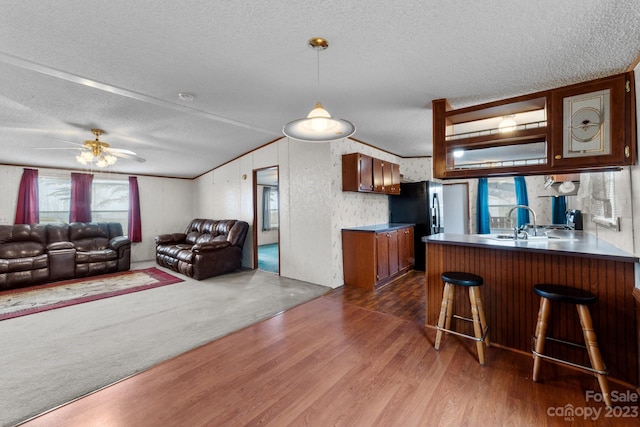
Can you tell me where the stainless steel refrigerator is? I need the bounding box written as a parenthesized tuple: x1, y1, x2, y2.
(388, 181, 443, 271)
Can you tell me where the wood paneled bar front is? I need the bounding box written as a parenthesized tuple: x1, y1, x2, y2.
(423, 232, 639, 386)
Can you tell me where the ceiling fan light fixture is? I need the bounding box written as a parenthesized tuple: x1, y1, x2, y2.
(76, 153, 88, 165)
(95, 157, 108, 168)
(74, 129, 120, 168)
(283, 38, 355, 143)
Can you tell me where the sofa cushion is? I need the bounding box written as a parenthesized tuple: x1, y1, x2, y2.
(70, 223, 110, 251)
(156, 244, 192, 257)
(0, 225, 47, 258)
(0, 242, 45, 258)
(46, 224, 70, 244)
(0, 254, 48, 273)
(75, 249, 118, 264)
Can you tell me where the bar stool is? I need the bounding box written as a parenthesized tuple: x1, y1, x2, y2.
(434, 271, 489, 365)
(532, 284, 611, 407)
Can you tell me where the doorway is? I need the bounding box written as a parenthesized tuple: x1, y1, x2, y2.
(253, 166, 279, 274)
(443, 183, 470, 234)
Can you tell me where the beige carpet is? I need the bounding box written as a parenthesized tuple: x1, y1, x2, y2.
(0, 263, 328, 427)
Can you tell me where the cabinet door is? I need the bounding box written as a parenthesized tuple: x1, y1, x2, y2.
(342, 153, 374, 192)
(376, 232, 390, 281)
(387, 163, 401, 195)
(373, 158, 384, 192)
(387, 230, 399, 276)
(398, 227, 414, 269)
(374, 160, 401, 194)
(551, 73, 633, 168)
(358, 153, 374, 191)
(376, 230, 399, 281)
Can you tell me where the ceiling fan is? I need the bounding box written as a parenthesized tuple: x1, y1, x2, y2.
(40, 128, 146, 167)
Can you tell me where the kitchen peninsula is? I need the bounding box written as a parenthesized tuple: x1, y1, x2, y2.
(423, 231, 639, 386)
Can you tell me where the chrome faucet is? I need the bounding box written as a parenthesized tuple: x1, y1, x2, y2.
(507, 205, 538, 237)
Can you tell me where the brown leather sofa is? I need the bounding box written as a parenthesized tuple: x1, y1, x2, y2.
(155, 219, 249, 280)
(0, 222, 131, 290)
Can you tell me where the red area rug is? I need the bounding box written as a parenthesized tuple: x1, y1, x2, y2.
(0, 267, 183, 321)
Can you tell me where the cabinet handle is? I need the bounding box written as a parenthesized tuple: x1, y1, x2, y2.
(625, 146, 630, 158)
(626, 80, 631, 93)
(555, 154, 562, 160)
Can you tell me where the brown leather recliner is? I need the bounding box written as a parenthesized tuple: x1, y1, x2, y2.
(155, 219, 249, 280)
(0, 222, 131, 290)
(0, 224, 49, 289)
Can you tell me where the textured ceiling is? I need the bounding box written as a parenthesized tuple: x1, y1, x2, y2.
(0, 1, 638, 178)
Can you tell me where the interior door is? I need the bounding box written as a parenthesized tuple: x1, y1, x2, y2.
(443, 183, 470, 234)
(253, 166, 279, 274)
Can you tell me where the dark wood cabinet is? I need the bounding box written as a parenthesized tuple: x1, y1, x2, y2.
(342, 152, 374, 192)
(550, 73, 633, 169)
(342, 224, 414, 290)
(432, 71, 636, 179)
(343, 153, 401, 195)
(376, 229, 398, 282)
(398, 226, 414, 270)
(382, 161, 400, 195)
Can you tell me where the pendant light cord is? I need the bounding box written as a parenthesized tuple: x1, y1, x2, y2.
(316, 47, 321, 102)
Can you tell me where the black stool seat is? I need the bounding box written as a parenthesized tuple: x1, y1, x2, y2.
(533, 284, 597, 305)
(441, 271, 483, 287)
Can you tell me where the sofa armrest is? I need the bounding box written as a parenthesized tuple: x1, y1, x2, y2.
(155, 233, 186, 245)
(47, 241, 75, 251)
(192, 240, 231, 253)
(110, 235, 131, 251)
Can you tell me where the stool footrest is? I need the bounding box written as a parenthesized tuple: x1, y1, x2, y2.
(543, 336, 587, 351)
(531, 336, 608, 376)
(436, 319, 489, 343)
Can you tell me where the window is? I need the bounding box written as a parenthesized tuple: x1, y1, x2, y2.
(262, 186, 279, 230)
(91, 179, 129, 234)
(267, 188, 279, 229)
(487, 178, 517, 230)
(38, 174, 129, 234)
(38, 174, 71, 223)
(588, 170, 619, 230)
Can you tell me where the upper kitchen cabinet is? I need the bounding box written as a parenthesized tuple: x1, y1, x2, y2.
(551, 73, 635, 169)
(432, 72, 636, 179)
(343, 153, 401, 194)
(343, 152, 374, 192)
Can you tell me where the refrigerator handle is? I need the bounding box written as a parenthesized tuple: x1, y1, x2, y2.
(432, 193, 440, 234)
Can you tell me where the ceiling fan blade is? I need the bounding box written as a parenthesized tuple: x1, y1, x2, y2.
(47, 137, 85, 147)
(104, 149, 146, 163)
(107, 147, 137, 156)
(35, 147, 82, 150)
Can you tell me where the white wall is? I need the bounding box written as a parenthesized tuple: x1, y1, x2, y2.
(0, 165, 24, 225)
(133, 175, 193, 261)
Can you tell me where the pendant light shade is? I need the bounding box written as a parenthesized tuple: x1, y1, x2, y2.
(283, 38, 355, 142)
(283, 101, 356, 142)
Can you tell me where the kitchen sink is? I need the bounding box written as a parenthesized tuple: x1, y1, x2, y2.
(484, 234, 578, 242)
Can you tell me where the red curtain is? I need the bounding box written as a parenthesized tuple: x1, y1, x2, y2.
(128, 176, 142, 242)
(70, 172, 93, 222)
(14, 168, 39, 224)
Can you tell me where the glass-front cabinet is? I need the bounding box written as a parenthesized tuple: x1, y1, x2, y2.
(432, 72, 636, 179)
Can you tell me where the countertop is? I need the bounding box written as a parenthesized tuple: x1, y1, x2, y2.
(342, 223, 415, 232)
(423, 231, 639, 263)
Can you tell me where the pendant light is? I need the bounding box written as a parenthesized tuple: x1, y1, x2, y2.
(283, 37, 356, 142)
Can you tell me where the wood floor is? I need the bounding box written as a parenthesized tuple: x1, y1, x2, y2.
(21, 271, 639, 426)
